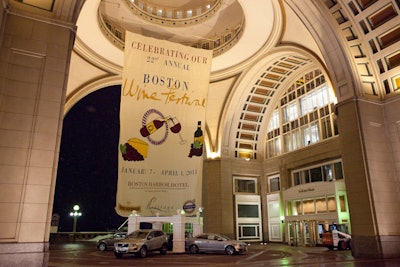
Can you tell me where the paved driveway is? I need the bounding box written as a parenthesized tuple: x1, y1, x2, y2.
(48, 241, 400, 267)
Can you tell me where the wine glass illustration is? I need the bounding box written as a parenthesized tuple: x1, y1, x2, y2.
(168, 117, 186, 145)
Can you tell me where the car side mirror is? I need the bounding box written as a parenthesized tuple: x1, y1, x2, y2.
(148, 236, 153, 240)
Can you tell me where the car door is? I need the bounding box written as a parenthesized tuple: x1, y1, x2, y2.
(193, 234, 208, 252)
(198, 234, 218, 253)
(147, 230, 164, 251)
(207, 234, 225, 253)
(145, 231, 157, 250)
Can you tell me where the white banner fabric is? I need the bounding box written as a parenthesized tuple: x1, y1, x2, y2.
(117, 32, 212, 217)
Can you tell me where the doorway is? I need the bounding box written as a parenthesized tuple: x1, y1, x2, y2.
(287, 220, 318, 246)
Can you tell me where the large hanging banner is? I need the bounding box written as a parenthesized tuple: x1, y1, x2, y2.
(116, 31, 212, 217)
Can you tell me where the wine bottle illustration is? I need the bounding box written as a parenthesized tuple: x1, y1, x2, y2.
(140, 118, 165, 137)
(189, 121, 203, 157)
(194, 121, 203, 146)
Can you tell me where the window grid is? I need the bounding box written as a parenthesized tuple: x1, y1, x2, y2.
(292, 160, 344, 187)
(266, 70, 338, 158)
(235, 55, 311, 159)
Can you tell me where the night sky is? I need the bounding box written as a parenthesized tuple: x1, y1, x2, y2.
(53, 85, 127, 232)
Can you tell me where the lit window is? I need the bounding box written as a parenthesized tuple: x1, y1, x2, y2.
(268, 109, 279, 131)
(292, 160, 344, 186)
(266, 69, 337, 158)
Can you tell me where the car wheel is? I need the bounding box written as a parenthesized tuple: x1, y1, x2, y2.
(139, 246, 148, 258)
(225, 245, 236, 255)
(189, 244, 199, 254)
(160, 243, 168, 255)
(114, 252, 123, 258)
(338, 241, 347, 250)
(98, 242, 107, 251)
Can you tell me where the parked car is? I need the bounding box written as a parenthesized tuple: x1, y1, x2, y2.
(96, 232, 127, 251)
(114, 229, 169, 258)
(185, 233, 248, 255)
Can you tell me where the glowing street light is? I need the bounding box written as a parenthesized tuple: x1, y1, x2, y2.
(70, 204, 82, 241)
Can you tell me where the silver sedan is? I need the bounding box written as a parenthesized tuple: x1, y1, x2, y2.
(185, 233, 248, 255)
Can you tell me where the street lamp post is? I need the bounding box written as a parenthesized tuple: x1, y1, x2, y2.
(69, 204, 82, 241)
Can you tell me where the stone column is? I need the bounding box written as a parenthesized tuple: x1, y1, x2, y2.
(127, 211, 140, 234)
(336, 98, 400, 258)
(0, 6, 76, 266)
(172, 213, 185, 253)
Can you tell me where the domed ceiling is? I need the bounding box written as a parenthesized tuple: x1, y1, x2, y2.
(77, 0, 279, 76)
(99, 0, 244, 55)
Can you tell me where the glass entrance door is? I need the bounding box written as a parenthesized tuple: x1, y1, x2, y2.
(288, 220, 318, 246)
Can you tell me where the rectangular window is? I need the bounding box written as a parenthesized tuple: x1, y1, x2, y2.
(303, 199, 315, 214)
(269, 176, 280, 192)
(234, 177, 257, 194)
(323, 164, 333, 181)
(291, 129, 300, 150)
(301, 170, 310, 184)
(327, 196, 337, 212)
(291, 160, 344, 186)
(310, 167, 323, 182)
(267, 138, 280, 158)
(316, 198, 327, 213)
(238, 204, 259, 218)
(321, 116, 332, 139)
(339, 195, 347, 212)
(296, 201, 302, 215)
(286, 201, 293, 216)
(334, 162, 344, 180)
(284, 133, 291, 152)
(310, 122, 320, 143)
(293, 172, 301, 186)
(238, 223, 260, 240)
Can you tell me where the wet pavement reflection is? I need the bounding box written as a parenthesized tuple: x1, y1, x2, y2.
(48, 241, 400, 267)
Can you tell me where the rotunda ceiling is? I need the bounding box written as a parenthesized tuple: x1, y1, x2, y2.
(99, 0, 244, 53)
(76, 0, 279, 75)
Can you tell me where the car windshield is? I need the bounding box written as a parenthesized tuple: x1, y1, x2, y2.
(128, 231, 148, 239)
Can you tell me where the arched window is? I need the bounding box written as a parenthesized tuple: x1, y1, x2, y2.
(266, 69, 338, 158)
